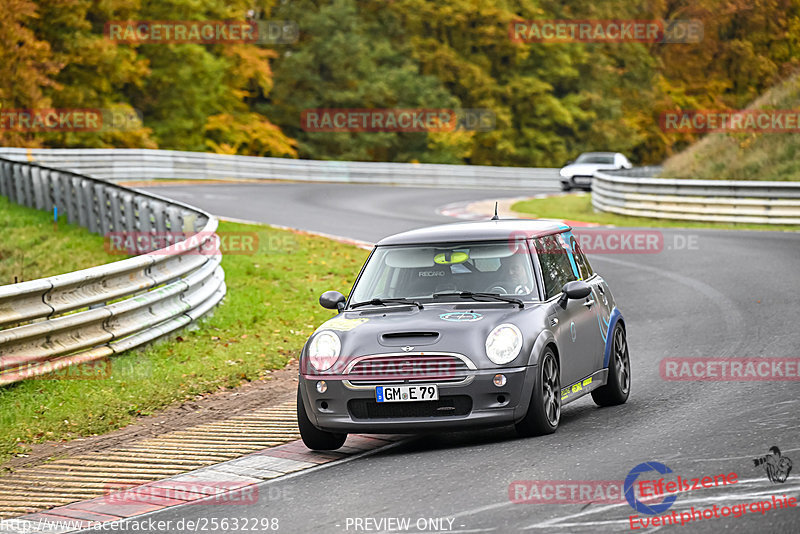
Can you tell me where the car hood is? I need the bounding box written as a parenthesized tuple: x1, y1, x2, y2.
(560, 162, 618, 177)
(306, 303, 548, 370)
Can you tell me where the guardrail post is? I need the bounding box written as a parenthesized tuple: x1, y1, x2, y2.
(120, 192, 136, 233)
(75, 178, 89, 228)
(66, 176, 80, 225)
(96, 183, 113, 236)
(12, 164, 24, 204)
(21, 165, 35, 208)
(31, 167, 46, 210)
(136, 197, 153, 233)
(0, 162, 9, 197)
(151, 200, 167, 233)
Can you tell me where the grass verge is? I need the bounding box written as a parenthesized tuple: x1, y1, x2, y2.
(0, 198, 369, 465)
(511, 194, 800, 231)
(0, 196, 127, 284)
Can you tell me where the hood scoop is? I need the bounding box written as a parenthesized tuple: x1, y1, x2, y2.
(379, 331, 440, 347)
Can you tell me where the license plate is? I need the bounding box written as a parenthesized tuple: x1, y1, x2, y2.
(376, 385, 438, 403)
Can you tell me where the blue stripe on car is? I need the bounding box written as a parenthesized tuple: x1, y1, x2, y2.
(603, 307, 623, 368)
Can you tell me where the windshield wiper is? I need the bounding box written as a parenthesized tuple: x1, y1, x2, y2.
(350, 298, 423, 310)
(432, 292, 524, 309)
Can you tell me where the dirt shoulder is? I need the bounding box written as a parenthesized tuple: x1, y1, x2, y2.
(2, 361, 299, 474)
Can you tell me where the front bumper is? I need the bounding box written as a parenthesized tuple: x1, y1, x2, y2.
(560, 175, 594, 189)
(299, 366, 537, 433)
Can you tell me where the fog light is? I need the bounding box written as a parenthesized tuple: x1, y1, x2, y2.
(316, 380, 327, 393)
(493, 374, 507, 387)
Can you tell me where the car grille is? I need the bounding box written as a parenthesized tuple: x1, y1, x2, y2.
(348, 395, 473, 420)
(346, 354, 473, 386)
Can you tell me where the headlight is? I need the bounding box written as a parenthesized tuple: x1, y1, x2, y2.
(485, 324, 523, 365)
(308, 330, 341, 371)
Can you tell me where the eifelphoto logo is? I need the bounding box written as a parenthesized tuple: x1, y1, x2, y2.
(0, 108, 143, 133)
(753, 446, 793, 483)
(104, 20, 299, 45)
(300, 108, 495, 132)
(509, 19, 703, 43)
(660, 109, 800, 133)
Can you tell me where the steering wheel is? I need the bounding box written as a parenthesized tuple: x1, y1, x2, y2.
(486, 285, 509, 294)
(485, 285, 531, 295)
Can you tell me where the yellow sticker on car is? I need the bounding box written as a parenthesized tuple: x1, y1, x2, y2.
(317, 317, 369, 332)
(434, 251, 469, 264)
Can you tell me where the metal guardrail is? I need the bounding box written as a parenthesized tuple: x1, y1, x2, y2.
(592, 167, 800, 225)
(0, 157, 226, 386)
(0, 148, 560, 190)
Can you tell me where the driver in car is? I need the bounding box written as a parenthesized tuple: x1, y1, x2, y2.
(492, 257, 532, 295)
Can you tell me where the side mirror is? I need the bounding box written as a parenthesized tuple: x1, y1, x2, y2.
(565, 159, 574, 166)
(319, 290, 346, 311)
(557, 280, 591, 308)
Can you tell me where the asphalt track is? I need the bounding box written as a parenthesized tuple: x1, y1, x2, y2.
(105, 182, 800, 533)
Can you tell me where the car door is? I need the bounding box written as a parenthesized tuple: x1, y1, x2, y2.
(567, 233, 612, 373)
(532, 234, 598, 386)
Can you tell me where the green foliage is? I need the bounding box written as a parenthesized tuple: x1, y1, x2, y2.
(1, 0, 799, 165)
(661, 73, 800, 180)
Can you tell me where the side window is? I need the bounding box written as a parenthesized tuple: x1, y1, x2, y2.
(570, 235, 594, 280)
(534, 234, 577, 299)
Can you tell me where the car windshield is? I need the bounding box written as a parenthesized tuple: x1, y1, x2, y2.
(575, 154, 615, 164)
(349, 242, 539, 305)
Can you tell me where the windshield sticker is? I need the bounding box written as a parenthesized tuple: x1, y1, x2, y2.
(439, 312, 483, 322)
(318, 317, 369, 332)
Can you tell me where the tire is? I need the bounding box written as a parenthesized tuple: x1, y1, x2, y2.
(516, 348, 561, 437)
(560, 182, 571, 192)
(297, 386, 347, 450)
(592, 324, 631, 407)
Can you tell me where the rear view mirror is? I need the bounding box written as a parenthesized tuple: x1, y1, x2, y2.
(558, 280, 591, 308)
(319, 290, 346, 311)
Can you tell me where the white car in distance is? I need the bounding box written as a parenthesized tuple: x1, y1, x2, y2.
(559, 152, 632, 191)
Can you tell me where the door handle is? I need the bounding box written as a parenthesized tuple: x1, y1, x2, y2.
(583, 299, 595, 308)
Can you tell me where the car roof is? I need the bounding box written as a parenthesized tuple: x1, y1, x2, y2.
(376, 219, 571, 246)
(578, 151, 617, 156)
